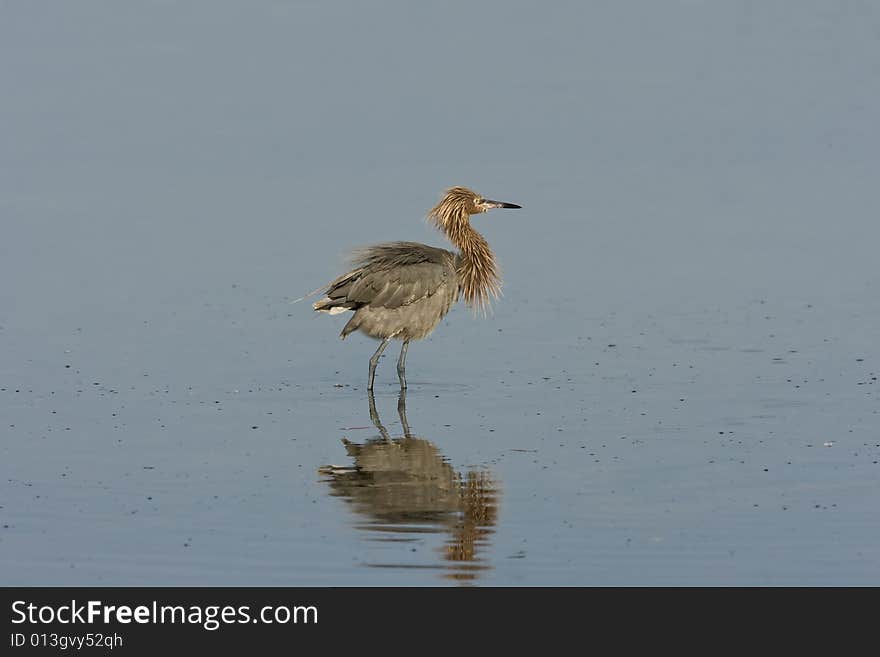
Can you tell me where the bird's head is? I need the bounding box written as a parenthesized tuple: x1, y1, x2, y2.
(428, 186, 521, 230)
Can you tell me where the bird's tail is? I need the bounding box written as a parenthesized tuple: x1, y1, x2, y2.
(312, 297, 352, 315)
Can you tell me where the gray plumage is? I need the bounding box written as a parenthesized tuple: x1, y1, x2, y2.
(313, 186, 521, 389)
(314, 242, 458, 341)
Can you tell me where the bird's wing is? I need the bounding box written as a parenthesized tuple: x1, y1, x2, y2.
(325, 242, 457, 310)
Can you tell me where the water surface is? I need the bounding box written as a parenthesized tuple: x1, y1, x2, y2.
(2, 1, 879, 585)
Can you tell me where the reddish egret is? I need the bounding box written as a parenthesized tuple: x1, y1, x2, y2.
(313, 186, 521, 389)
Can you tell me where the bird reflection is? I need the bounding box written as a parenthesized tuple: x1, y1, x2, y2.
(319, 390, 499, 583)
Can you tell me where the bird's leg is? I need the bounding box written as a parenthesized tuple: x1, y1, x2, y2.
(397, 388, 412, 438)
(368, 337, 390, 391)
(396, 339, 410, 389)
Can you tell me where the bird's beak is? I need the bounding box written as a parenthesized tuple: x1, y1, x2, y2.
(483, 199, 522, 209)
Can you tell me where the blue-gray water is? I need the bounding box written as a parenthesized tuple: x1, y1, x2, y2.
(2, 1, 878, 585)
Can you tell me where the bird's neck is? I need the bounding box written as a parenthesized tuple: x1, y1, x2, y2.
(446, 215, 501, 313)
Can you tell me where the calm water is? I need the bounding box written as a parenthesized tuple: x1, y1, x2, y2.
(2, 1, 879, 585)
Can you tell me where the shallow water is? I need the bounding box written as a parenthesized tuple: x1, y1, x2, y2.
(2, 1, 879, 585)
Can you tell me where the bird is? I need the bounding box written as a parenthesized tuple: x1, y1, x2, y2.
(313, 186, 521, 390)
